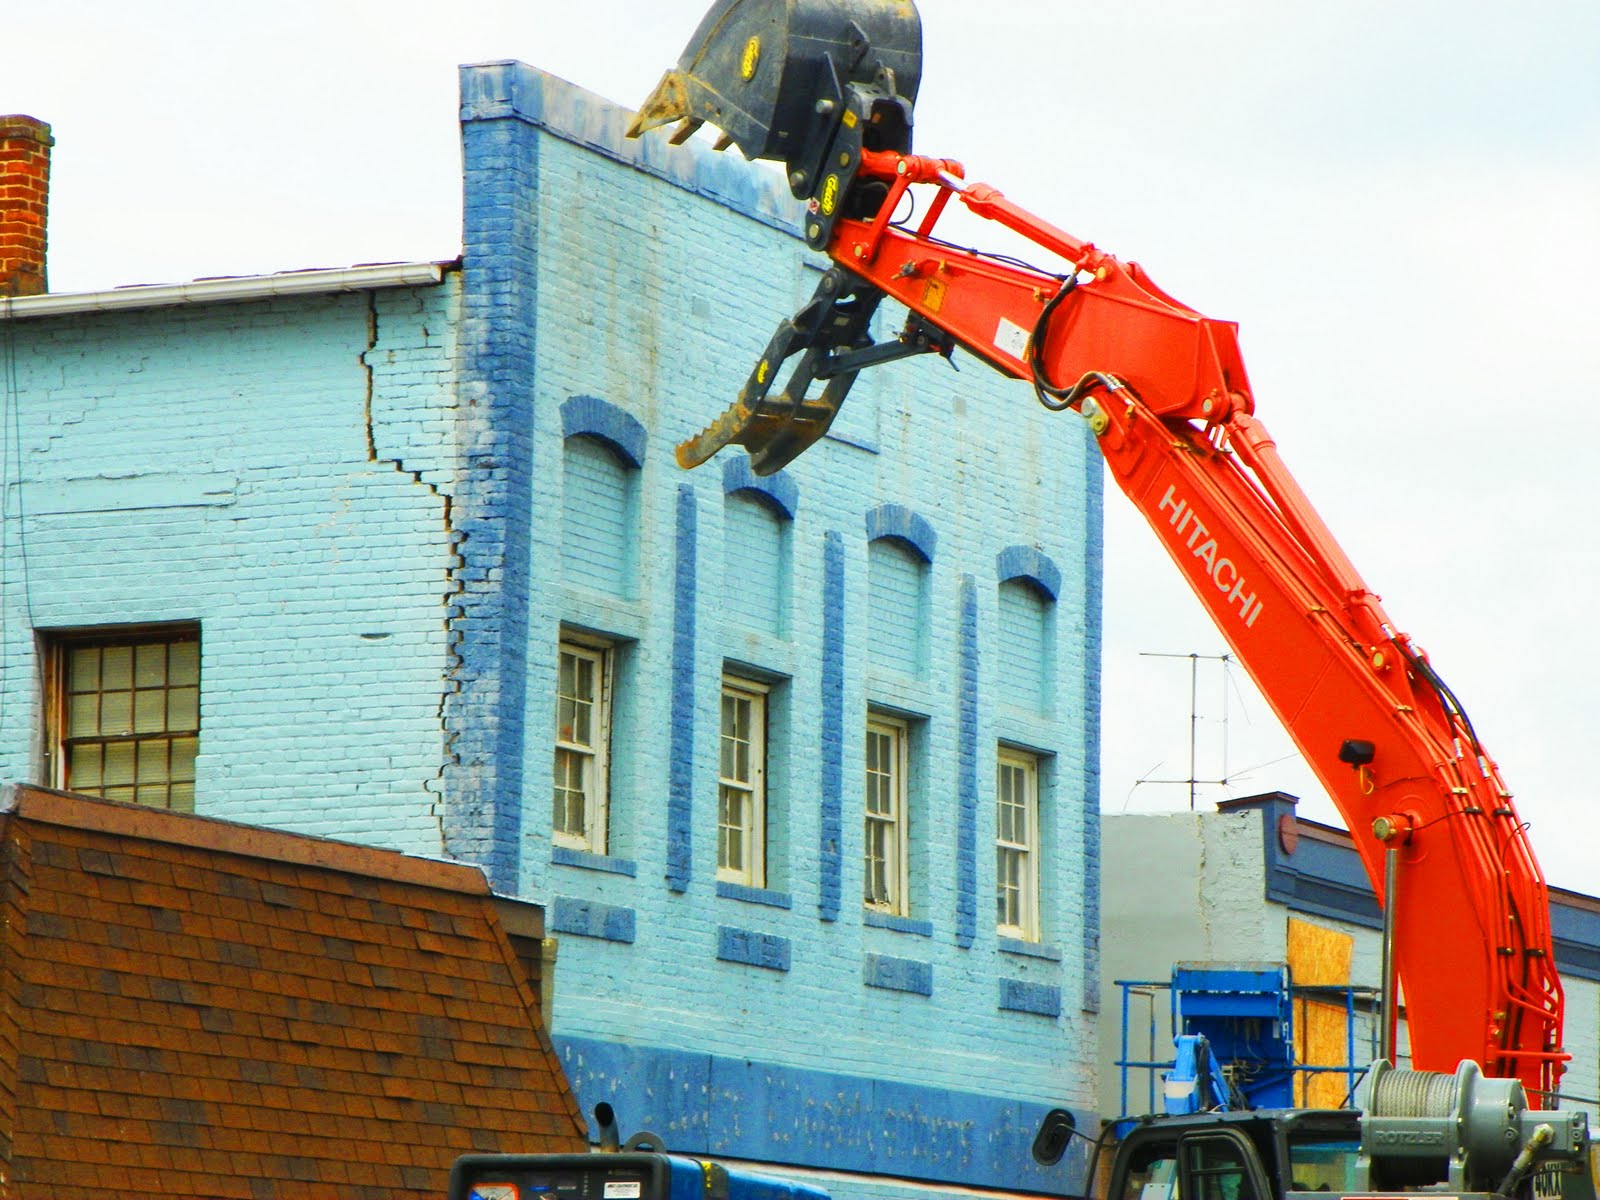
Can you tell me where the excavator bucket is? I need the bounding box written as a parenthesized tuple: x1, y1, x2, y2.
(628, 0, 922, 192)
(632, 0, 926, 474)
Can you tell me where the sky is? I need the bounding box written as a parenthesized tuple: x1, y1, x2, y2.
(6, 1, 1599, 889)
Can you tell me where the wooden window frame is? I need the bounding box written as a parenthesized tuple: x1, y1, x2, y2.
(996, 745, 1042, 941)
(864, 712, 910, 916)
(554, 635, 613, 854)
(42, 622, 201, 812)
(717, 675, 768, 887)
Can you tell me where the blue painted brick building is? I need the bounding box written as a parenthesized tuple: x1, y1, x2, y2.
(0, 64, 1103, 1199)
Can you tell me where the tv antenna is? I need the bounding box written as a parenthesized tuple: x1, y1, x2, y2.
(1139, 651, 1234, 811)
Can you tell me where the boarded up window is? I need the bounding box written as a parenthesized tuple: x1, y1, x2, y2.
(997, 578, 1051, 706)
(562, 435, 637, 597)
(868, 537, 926, 676)
(723, 493, 787, 636)
(1287, 917, 1355, 1108)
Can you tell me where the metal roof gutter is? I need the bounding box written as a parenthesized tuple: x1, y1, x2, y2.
(0, 260, 448, 320)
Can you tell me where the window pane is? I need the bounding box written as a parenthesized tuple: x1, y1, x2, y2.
(68, 647, 100, 693)
(67, 693, 99, 738)
(133, 688, 167, 734)
(169, 781, 195, 813)
(104, 742, 135, 787)
(168, 686, 199, 732)
(134, 642, 167, 688)
(69, 743, 103, 789)
(169, 639, 200, 685)
(100, 691, 132, 736)
(136, 739, 168, 784)
(101, 647, 132, 691)
(171, 737, 198, 783)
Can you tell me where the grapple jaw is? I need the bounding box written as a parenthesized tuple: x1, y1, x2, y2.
(631, 0, 927, 476)
(628, 0, 922, 197)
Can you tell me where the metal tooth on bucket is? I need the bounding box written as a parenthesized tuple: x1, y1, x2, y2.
(628, 0, 922, 189)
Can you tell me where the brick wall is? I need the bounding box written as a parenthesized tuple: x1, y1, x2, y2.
(0, 115, 50, 297)
(462, 65, 1104, 1196)
(0, 286, 459, 855)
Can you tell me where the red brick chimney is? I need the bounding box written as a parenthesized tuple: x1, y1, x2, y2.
(0, 115, 52, 297)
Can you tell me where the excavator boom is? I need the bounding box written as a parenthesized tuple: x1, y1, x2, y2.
(629, 0, 1566, 1101)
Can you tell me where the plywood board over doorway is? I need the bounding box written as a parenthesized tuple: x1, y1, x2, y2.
(1288, 917, 1354, 1108)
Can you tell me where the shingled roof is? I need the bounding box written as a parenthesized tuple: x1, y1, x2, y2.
(0, 784, 588, 1198)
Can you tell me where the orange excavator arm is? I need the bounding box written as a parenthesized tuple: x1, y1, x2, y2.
(630, 0, 1565, 1100)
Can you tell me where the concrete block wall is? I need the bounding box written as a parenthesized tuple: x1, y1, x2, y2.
(453, 64, 1103, 1196)
(0, 285, 460, 855)
(1101, 798, 1600, 1125)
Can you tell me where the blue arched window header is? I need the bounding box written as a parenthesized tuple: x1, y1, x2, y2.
(722, 455, 799, 520)
(561, 395, 647, 467)
(996, 544, 1061, 601)
(865, 503, 936, 563)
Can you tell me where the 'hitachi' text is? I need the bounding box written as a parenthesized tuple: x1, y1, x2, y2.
(1158, 484, 1265, 627)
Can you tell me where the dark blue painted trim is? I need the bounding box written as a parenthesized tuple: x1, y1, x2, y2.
(1000, 978, 1063, 1018)
(864, 953, 933, 996)
(818, 530, 844, 922)
(999, 936, 1064, 962)
(1551, 895, 1600, 983)
(1255, 795, 1383, 930)
(1080, 431, 1104, 1012)
(551, 897, 636, 943)
(552, 846, 638, 877)
(865, 503, 936, 562)
(667, 485, 696, 893)
(956, 574, 978, 949)
(721, 456, 799, 520)
(1247, 794, 1600, 984)
(717, 926, 791, 971)
(864, 911, 934, 938)
(445, 87, 539, 891)
(561, 394, 647, 467)
(554, 1034, 1089, 1194)
(996, 544, 1062, 601)
(459, 62, 803, 240)
(716, 881, 794, 909)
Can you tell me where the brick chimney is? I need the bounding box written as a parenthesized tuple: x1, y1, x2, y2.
(0, 115, 52, 297)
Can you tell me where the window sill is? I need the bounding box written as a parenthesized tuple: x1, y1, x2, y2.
(552, 846, 638, 877)
(716, 881, 793, 909)
(998, 935, 1062, 962)
(864, 910, 933, 937)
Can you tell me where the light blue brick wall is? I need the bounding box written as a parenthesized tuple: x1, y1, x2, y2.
(0, 287, 460, 855)
(463, 63, 1104, 1196)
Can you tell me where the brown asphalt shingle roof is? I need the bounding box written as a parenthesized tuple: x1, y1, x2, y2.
(0, 784, 588, 1198)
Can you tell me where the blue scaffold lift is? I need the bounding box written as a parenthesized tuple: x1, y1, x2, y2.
(1115, 962, 1381, 1121)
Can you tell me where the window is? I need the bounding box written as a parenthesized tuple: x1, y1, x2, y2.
(45, 625, 200, 811)
(864, 713, 909, 914)
(996, 746, 1041, 940)
(718, 676, 768, 886)
(1183, 1135, 1262, 1200)
(554, 638, 612, 853)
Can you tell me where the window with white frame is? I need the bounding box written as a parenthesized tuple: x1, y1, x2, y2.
(864, 713, 910, 915)
(554, 637, 612, 853)
(996, 746, 1041, 940)
(718, 676, 768, 886)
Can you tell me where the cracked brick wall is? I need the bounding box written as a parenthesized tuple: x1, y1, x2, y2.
(0, 284, 461, 856)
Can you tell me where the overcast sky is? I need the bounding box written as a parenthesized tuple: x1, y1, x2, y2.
(6, 2, 1599, 890)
